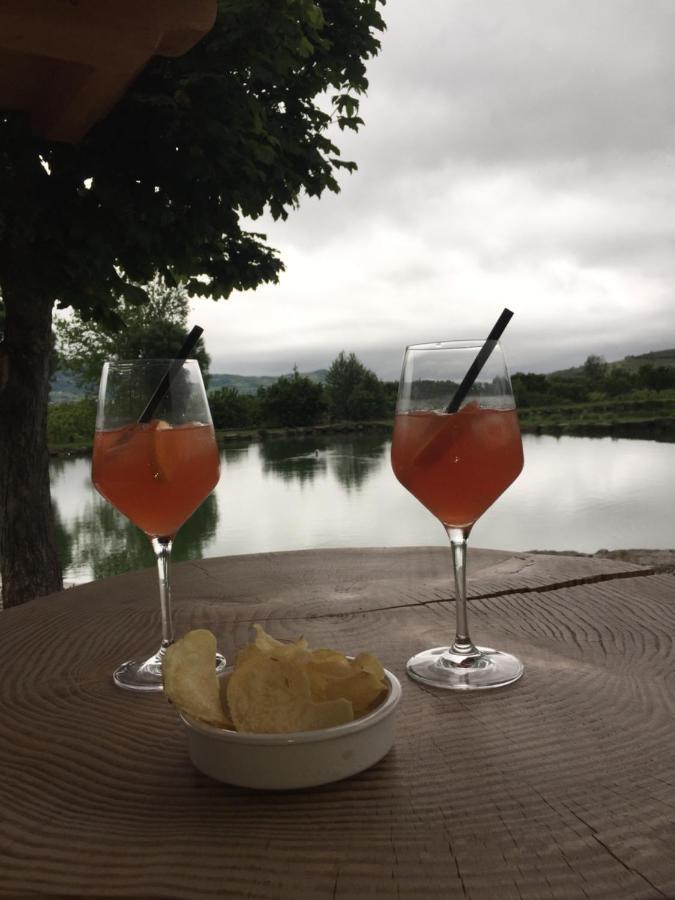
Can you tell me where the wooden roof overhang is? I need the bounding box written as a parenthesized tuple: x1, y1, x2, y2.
(0, 0, 216, 142)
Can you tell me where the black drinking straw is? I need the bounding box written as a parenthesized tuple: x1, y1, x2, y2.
(137, 325, 204, 424)
(445, 308, 514, 413)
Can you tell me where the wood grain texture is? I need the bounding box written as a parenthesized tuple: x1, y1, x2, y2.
(0, 548, 672, 899)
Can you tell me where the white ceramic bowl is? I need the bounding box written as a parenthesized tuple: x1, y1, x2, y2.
(180, 667, 401, 790)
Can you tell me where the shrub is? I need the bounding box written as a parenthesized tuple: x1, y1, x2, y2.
(257, 371, 325, 427)
(48, 399, 97, 447)
(209, 387, 259, 429)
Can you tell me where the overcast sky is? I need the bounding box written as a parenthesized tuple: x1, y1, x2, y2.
(191, 0, 675, 379)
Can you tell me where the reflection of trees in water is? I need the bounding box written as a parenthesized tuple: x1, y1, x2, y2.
(59, 492, 219, 581)
(174, 494, 218, 562)
(221, 442, 252, 463)
(257, 433, 389, 490)
(79, 502, 154, 579)
(4, 488, 77, 586)
(49, 456, 71, 479)
(46, 433, 391, 584)
(53, 503, 74, 574)
(258, 436, 330, 485)
(329, 434, 388, 491)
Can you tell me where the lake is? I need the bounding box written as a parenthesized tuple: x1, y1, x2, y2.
(49, 431, 675, 586)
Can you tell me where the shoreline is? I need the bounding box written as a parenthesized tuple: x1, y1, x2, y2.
(47, 416, 675, 458)
(520, 417, 675, 442)
(47, 421, 395, 457)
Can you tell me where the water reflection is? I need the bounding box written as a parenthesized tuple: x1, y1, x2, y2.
(53, 503, 74, 575)
(328, 434, 388, 491)
(259, 436, 329, 484)
(65, 494, 219, 582)
(221, 443, 251, 463)
(49, 452, 219, 583)
(258, 433, 387, 490)
(75, 500, 154, 579)
(46, 432, 675, 586)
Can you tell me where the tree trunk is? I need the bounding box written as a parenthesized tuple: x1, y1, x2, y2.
(0, 281, 63, 607)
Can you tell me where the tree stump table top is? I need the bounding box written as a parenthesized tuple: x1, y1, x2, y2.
(0, 547, 673, 899)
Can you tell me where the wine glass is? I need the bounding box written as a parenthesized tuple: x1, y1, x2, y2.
(92, 358, 224, 692)
(391, 339, 524, 690)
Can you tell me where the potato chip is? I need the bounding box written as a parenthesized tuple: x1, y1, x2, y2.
(227, 650, 353, 734)
(307, 648, 352, 680)
(351, 651, 386, 683)
(166, 624, 386, 735)
(300, 697, 354, 732)
(306, 646, 387, 715)
(252, 623, 309, 656)
(234, 627, 309, 671)
(218, 672, 234, 724)
(309, 666, 386, 716)
(163, 629, 231, 728)
(346, 671, 387, 716)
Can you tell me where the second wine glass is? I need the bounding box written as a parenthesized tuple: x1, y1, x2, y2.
(391, 339, 524, 690)
(92, 358, 224, 692)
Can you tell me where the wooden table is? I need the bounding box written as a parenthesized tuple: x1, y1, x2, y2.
(0, 548, 673, 899)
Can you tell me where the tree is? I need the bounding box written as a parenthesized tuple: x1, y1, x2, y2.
(209, 386, 259, 429)
(346, 371, 387, 420)
(55, 276, 210, 388)
(546, 376, 589, 404)
(382, 380, 399, 416)
(325, 351, 387, 421)
(257, 369, 325, 427)
(637, 364, 675, 391)
(582, 355, 608, 385)
(511, 372, 550, 408)
(0, 0, 385, 606)
(47, 398, 97, 447)
(604, 367, 635, 398)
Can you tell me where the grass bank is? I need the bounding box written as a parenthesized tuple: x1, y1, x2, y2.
(47, 416, 393, 456)
(46, 396, 675, 455)
(215, 420, 392, 443)
(518, 395, 675, 441)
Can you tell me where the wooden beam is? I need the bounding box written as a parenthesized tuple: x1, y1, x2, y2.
(0, 0, 216, 142)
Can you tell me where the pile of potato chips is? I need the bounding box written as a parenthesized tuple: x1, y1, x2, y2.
(163, 625, 388, 734)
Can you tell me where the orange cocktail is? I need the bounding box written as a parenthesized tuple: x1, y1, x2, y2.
(92, 357, 222, 692)
(391, 403, 523, 529)
(391, 336, 525, 690)
(93, 420, 220, 538)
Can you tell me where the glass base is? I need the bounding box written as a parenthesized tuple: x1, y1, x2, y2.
(406, 645, 523, 691)
(113, 650, 227, 693)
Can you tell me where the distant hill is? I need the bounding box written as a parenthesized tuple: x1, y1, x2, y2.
(549, 348, 675, 379)
(49, 370, 96, 404)
(49, 368, 328, 403)
(612, 349, 675, 372)
(207, 369, 328, 396)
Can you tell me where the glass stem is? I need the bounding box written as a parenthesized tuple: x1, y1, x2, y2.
(151, 537, 174, 657)
(447, 527, 479, 658)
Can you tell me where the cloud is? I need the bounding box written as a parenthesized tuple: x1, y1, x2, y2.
(191, 0, 675, 379)
(363, 0, 675, 169)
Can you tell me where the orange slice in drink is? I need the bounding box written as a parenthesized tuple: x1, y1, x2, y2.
(149, 419, 175, 483)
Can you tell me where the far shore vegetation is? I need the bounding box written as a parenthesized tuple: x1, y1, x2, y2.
(48, 348, 675, 453)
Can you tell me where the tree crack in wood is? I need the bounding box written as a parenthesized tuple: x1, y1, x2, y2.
(186, 561, 225, 584)
(239, 566, 671, 624)
(453, 852, 470, 898)
(558, 801, 668, 898)
(468, 565, 672, 603)
(436, 809, 470, 900)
